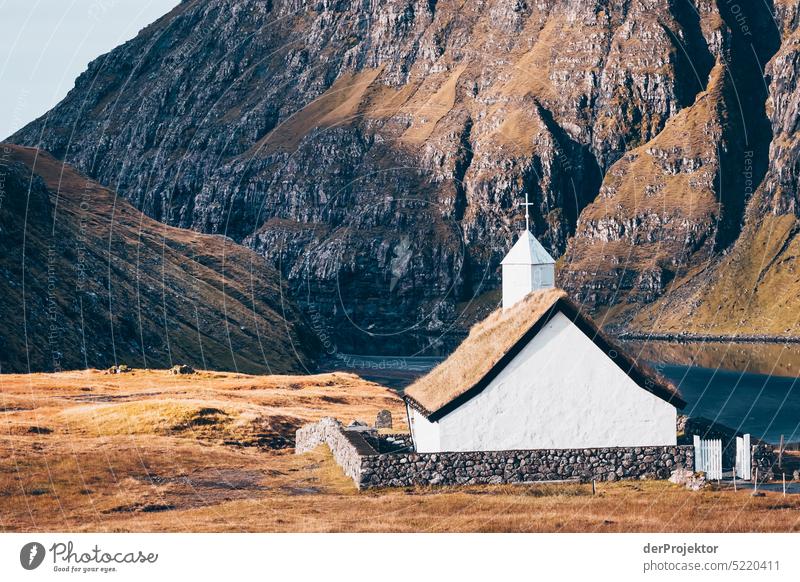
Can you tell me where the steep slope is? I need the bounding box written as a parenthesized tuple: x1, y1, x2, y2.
(560, 0, 780, 317)
(0, 144, 317, 373)
(9, 0, 784, 351)
(623, 0, 800, 336)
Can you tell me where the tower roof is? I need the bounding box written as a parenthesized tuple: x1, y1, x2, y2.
(501, 230, 555, 266)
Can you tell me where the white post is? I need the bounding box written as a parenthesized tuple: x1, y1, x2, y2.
(693, 435, 702, 472)
(744, 434, 751, 480)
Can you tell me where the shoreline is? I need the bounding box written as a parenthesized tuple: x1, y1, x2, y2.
(617, 332, 800, 345)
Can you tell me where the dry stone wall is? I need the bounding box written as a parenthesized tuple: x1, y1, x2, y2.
(296, 418, 694, 490)
(360, 446, 693, 488)
(295, 417, 377, 482)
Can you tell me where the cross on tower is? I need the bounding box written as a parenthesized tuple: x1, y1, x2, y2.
(521, 191, 535, 232)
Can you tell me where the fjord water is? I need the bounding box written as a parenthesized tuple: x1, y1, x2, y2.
(628, 341, 800, 444)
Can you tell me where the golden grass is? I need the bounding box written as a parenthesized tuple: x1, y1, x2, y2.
(3, 440, 799, 533)
(60, 400, 236, 436)
(360, 79, 421, 120)
(401, 63, 468, 144)
(630, 213, 800, 335)
(499, 17, 559, 100)
(1, 369, 797, 532)
(0, 368, 406, 431)
(404, 289, 565, 413)
(491, 107, 545, 154)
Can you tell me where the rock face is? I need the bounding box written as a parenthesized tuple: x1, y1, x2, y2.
(0, 144, 316, 374)
(560, 0, 780, 314)
(626, 2, 800, 336)
(9, 0, 796, 352)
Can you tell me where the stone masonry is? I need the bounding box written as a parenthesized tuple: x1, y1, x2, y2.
(296, 418, 694, 490)
(295, 417, 374, 482)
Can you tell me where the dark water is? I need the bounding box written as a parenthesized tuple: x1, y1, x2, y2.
(661, 363, 800, 444)
(323, 354, 442, 390)
(627, 341, 800, 444)
(329, 341, 800, 444)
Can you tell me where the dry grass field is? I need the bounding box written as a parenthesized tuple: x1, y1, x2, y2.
(1, 369, 799, 533)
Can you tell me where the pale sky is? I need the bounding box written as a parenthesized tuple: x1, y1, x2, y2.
(0, 0, 181, 140)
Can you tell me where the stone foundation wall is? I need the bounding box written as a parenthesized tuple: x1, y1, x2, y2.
(295, 417, 377, 482)
(360, 446, 693, 488)
(296, 418, 694, 489)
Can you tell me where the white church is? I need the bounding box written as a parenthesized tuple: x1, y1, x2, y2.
(403, 227, 685, 453)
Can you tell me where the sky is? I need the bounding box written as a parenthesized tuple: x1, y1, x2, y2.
(0, 0, 181, 140)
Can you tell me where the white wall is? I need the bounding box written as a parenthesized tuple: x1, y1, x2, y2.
(502, 264, 554, 310)
(410, 311, 677, 453)
(408, 405, 441, 450)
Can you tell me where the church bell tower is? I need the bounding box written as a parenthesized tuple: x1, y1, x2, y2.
(501, 195, 555, 310)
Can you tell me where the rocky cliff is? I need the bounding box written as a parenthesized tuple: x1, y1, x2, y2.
(9, 0, 797, 352)
(627, 0, 800, 336)
(560, 0, 780, 314)
(0, 145, 316, 373)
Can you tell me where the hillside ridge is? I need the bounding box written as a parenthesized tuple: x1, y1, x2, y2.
(0, 144, 317, 373)
(10, 0, 800, 350)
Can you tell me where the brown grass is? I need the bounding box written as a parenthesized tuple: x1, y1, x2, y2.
(2, 369, 798, 532)
(491, 106, 545, 154)
(1, 145, 315, 374)
(404, 289, 565, 413)
(630, 213, 800, 336)
(401, 63, 468, 144)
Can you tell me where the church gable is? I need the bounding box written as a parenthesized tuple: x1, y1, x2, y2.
(425, 311, 679, 451)
(403, 290, 685, 421)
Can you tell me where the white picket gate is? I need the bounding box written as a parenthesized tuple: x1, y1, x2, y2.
(735, 433, 751, 480)
(693, 435, 723, 480)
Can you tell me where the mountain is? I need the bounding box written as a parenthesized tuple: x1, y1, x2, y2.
(0, 144, 317, 373)
(626, 1, 800, 336)
(9, 0, 800, 352)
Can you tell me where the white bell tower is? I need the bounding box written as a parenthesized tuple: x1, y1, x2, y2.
(501, 194, 555, 310)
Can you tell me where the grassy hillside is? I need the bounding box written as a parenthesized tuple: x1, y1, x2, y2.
(627, 213, 800, 337)
(0, 145, 317, 373)
(1, 369, 797, 533)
